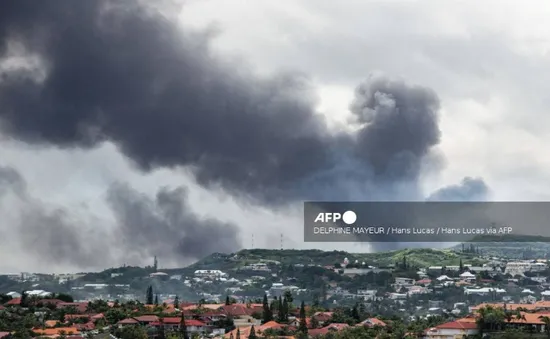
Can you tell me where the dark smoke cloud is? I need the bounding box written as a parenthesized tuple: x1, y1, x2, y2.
(107, 183, 241, 261)
(0, 0, 463, 204)
(0, 165, 241, 268)
(0, 0, 490, 260)
(0, 165, 112, 267)
(428, 177, 490, 202)
(350, 76, 441, 181)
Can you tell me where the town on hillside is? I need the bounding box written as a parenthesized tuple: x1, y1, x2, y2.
(1, 248, 550, 338)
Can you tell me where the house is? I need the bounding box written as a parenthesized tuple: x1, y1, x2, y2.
(312, 312, 333, 324)
(133, 315, 159, 325)
(57, 302, 89, 313)
(150, 318, 207, 333)
(185, 319, 208, 333)
(33, 327, 81, 337)
(194, 270, 227, 279)
(117, 318, 139, 326)
(423, 320, 477, 338)
(224, 321, 284, 338)
(200, 311, 227, 324)
(459, 272, 476, 280)
(6, 292, 21, 298)
(395, 277, 415, 286)
(357, 318, 386, 327)
(6, 298, 21, 306)
(464, 287, 505, 295)
(44, 320, 60, 328)
(309, 323, 350, 337)
(183, 304, 222, 311)
(416, 279, 432, 286)
(289, 317, 312, 329)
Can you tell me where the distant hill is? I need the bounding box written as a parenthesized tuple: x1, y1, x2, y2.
(450, 234, 550, 259)
(70, 247, 489, 284)
(182, 247, 485, 272)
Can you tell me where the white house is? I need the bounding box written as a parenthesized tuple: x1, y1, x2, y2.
(464, 287, 505, 295)
(505, 261, 546, 276)
(423, 321, 477, 339)
(6, 291, 21, 298)
(194, 270, 227, 279)
(459, 272, 476, 280)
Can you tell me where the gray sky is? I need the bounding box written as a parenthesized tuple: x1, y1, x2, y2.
(1, 0, 549, 273)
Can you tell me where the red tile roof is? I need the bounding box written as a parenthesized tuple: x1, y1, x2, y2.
(6, 298, 21, 305)
(359, 318, 386, 327)
(432, 321, 477, 330)
(74, 322, 95, 331)
(117, 318, 139, 325)
(57, 302, 88, 313)
(220, 304, 259, 317)
(134, 315, 159, 322)
(150, 318, 205, 327)
(65, 314, 90, 321)
(186, 319, 207, 327)
(33, 327, 80, 336)
(91, 313, 105, 320)
(309, 323, 350, 337)
(36, 299, 66, 305)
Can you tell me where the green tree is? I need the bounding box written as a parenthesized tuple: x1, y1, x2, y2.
(20, 291, 28, 308)
(298, 301, 308, 338)
(262, 294, 273, 323)
(311, 316, 320, 328)
(146, 285, 154, 304)
(114, 325, 148, 339)
(283, 290, 293, 304)
(105, 308, 127, 324)
(540, 316, 550, 339)
(248, 325, 257, 339)
(226, 296, 231, 305)
(351, 304, 360, 322)
(154, 294, 159, 306)
(179, 312, 190, 339)
(55, 293, 74, 303)
(174, 295, 180, 309)
(158, 317, 166, 339)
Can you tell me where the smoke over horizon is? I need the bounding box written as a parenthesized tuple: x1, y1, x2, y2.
(0, 0, 489, 269)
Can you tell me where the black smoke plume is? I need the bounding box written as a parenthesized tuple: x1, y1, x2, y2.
(428, 177, 490, 202)
(107, 183, 241, 261)
(0, 165, 240, 269)
(0, 0, 488, 261)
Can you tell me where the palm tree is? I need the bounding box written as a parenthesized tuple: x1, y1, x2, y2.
(539, 316, 550, 339)
(516, 312, 526, 322)
(504, 310, 515, 325)
(476, 306, 491, 337)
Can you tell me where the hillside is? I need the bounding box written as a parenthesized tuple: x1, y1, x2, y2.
(450, 234, 550, 259)
(183, 247, 485, 272)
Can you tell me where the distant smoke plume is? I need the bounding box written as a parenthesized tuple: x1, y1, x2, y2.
(107, 183, 241, 261)
(0, 0, 488, 263)
(428, 177, 490, 201)
(0, 165, 240, 269)
(0, 165, 112, 268)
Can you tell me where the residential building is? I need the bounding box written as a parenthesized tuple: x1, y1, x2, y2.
(423, 320, 477, 339)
